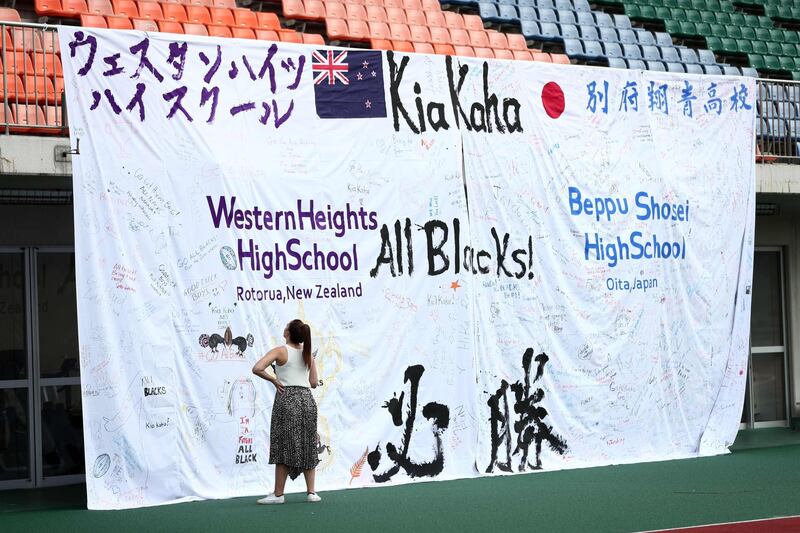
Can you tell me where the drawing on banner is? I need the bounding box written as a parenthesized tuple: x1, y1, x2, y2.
(485, 349, 568, 473)
(367, 365, 451, 482)
(198, 326, 254, 358)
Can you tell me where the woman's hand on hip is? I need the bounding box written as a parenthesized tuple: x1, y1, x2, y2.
(272, 378, 285, 394)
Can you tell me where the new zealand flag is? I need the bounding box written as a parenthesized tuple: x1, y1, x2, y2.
(312, 49, 387, 119)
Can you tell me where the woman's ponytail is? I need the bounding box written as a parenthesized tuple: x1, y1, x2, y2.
(302, 323, 312, 368)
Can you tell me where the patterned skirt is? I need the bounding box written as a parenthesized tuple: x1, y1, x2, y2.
(269, 386, 320, 480)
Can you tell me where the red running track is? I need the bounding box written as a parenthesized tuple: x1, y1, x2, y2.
(644, 516, 800, 532)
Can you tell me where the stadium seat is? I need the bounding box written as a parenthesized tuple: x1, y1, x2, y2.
(627, 59, 646, 70)
(86, 0, 114, 15)
(23, 75, 58, 104)
(346, 4, 366, 21)
(443, 11, 463, 29)
(463, 15, 484, 31)
(255, 29, 279, 41)
(346, 20, 370, 40)
(302, 33, 324, 45)
(158, 20, 185, 33)
(32, 53, 63, 77)
(112, 0, 138, 17)
(0, 74, 25, 100)
(233, 9, 258, 28)
(11, 104, 47, 133)
(608, 57, 626, 69)
(369, 22, 390, 40)
(136, 1, 163, 20)
(230, 27, 255, 39)
(454, 45, 475, 57)
(106, 15, 134, 28)
(371, 38, 393, 50)
(392, 41, 414, 53)
(207, 24, 232, 37)
(185, 5, 211, 24)
(414, 42, 435, 54)
(430, 26, 450, 45)
(426, 11, 445, 27)
(506, 33, 527, 51)
(182, 22, 208, 35)
(494, 48, 513, 60)
(406, 9, 427, 27)
(256, 12, 280, 30)
(389, 22, 411, 41)
(133, 18, 158, 30)
(34, 0, 61, 16)
(10, 28, 43, 52)
(304, 0, 326, 19)
(474, 47, 494, 58)
(4, 51, 34, 75)
(551, 53, 569, 64)
(214, 0, 235, 7)
(80, 13, 108, 27)
(326, 18, 349, 40)
(685, 63, 703, 74)
(410, 25, 431, 43)
(0, 7, 22, 20)
(162, 3, 188, 22)
(366, 6, 386, 23)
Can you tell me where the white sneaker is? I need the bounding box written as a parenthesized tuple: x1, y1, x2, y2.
(306, 492, 322, 503)
(257, 493, 284, 505)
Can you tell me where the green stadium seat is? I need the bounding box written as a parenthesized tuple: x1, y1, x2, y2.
(729, 13, 744, 26)
(709, 23, 726, 37)
(738, 39, 753, 53)
(726, 25, 742, 39)
(741, 27, 756, 40)
(720, 37, 738, 53)
(758, 16, 773, 28)
(625, 5, 641, 18)
(780, 56, 795, 71)
(719, 1, 733, 12)
(768, 41, 783, 56)
(700, 10, 715, 24)
(705, 0, 720, 9)
(664, 19, 682, 34)
(782, 43, 796, 56)
(792, 71, 800, 81)
(756, 28, 771, 42)
(715, 12, 730, 25)
(639, 6, 657, 20)
(706, 35, 722, 50)
(763, 55, 782, 71)
(794, 57, 800, 70)
(686, 9, 701, 22)
(679, 21, 698, 36)
(791, 7, 800, 20)
(777, 6, 792, 20)
(785, 32, 799, 45)
(748, 53, 765, 69)
(752, 40, 768, 55)
(656, 7, 670, 19)
(695, 22, 711, 36)
(764, 5, 778, 18)
(770, 29, 785, 43)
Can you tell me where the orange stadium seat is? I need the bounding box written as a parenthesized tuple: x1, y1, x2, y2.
(449, 28, 468, 46)
(474, 47, 493, 58)
(282, 0, 304, 18)
(53, 75, 64, 95)
(551, 54, 570, 65)
(326, 2, 346, 19)
(429, 26, 449, 45)
(389, 22, 410, 41)
(60, 0, 89, 16)
(81, 13, 109, 26)
(185, 6, 210, 23)
(487, 31, 507, 50)
(347, 19, 369, 40)
(279, 30, 302, 43)
(370, 38, 392, 50)
(386, 7, 404, 24)
(255, 29, 279, 41)
(4, 51, 35, 75)
(0, 7, 22, 20)
(405, 9, 425, 26)
(463, 14, 483, 31)
(443, 11, 462, 29)
(0, 74, 25, 100)
(213, 0, 235, 7)
(11, 28, 43, 52)
(403, 0, 421, 10)
(112, 0, 138, 17)
(45, 106, 64, 130)
(23, 75, 58, 104)
(158, 20, 185, 32)
(256, 12, 280, 30)
(325, 18, 348, 40)
(132, 18, 158, 30)
(2, 28, 12, 50)
(420, 0, 438, 9)
(425, 11, 445, 27)
(233, 9, 258, 28)
(160, 0, 182, 5)
(182, 22, 208, 35)
(532, 52, 551, 62)
(506, 34, 526, 51)
(208, 7, 233, 25)
(413, 42, 434, 54)
(12, 103, 47, 132)
(433, 43, 454, 55)
(511, 50, 533, 61)
(231, 27, 256, 39)
(162, 3, 188, 22)
(391, 40, 413, 52)
(207, 24, 232, 37)
(369, 22, 390, 40)
(493, 48, 513, 60)
(33, 53, 63, 77)
(137, 1, 163, 19)
(34, 0, 62, 16)
(345, 4, 366, 20)
(304, 0, 325, 19)
(87, 0, 114, 15)
(188, 0, 212, 5)
(468, 30, 489, 48)
(453, 45, 474, 56)
(366, 6, 385, 22)
(106, 15, 134, 28)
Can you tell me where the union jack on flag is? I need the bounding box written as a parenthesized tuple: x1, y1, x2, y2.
(312, 50, 350, 86)
(312, 49, 387, 119)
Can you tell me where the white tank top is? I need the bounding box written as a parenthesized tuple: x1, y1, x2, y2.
(275, 345, 310, 388)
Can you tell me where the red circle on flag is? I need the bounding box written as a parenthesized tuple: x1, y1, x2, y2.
(542, 82, 565, 119)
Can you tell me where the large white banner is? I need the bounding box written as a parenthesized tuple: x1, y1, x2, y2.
(61, 27, 755, 509)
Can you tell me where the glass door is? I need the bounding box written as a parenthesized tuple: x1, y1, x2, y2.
(744, 247, 790, 428)
(0, 247, 83, 490)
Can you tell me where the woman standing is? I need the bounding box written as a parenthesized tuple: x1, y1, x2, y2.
(252, 319, 321, 504)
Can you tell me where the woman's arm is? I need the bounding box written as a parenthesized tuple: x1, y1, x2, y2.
(309, 358, 319, 389)
(252, 347, 285, 393)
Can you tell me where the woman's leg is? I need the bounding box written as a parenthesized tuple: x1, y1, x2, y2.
(274, 464, 289, 496)
(302, 468, 316, 494)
